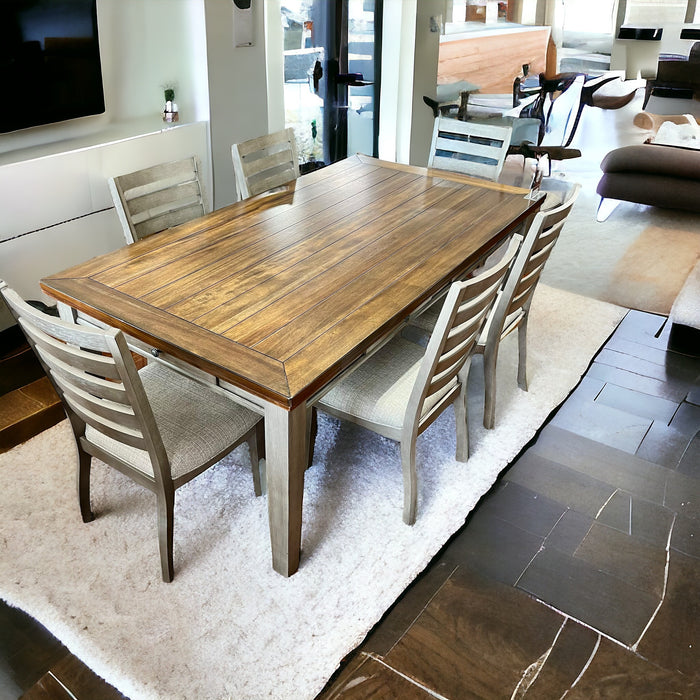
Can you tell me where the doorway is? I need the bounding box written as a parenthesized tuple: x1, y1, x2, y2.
(281, 0, 382, 169)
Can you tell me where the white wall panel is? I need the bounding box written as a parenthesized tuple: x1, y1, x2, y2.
(0, 121, 210, 330)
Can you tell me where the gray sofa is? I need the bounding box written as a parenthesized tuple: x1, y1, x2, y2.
(596, 143, 700, 221)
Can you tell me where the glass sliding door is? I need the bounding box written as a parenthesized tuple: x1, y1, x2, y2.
(281, 0, 381, 169)
(281, 2, 325, 168)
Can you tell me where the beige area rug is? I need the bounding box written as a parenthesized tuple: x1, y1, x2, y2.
(606, 224, 700, 314)
(541, 174, 700, 316)
(0, 285, 625, 700)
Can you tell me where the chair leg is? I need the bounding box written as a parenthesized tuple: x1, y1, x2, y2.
(157, 487, 175, 583)
(454, 363, 471, 462)
(247, 424, 264, 497)
(596, 197, 619, 223)
(483, 341, 500, 430)
(77, 447, 94, 523)
(400, 438, 418, 526)
(517, 315, 529, 391)
(306, 406, 318, 469)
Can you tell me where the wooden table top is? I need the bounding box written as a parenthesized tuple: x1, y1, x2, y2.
(42, 155, 539, 409)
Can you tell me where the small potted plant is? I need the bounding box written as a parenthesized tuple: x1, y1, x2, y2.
(163, 85, 179, 123)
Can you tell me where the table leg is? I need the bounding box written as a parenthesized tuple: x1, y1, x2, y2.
(264, 401, 307, 576)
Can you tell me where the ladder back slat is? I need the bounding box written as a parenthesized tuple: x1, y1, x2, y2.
(21, 322, 121, 380)
(126, 181, 202, 217)
(133, 203, 206, 239)
(67, 399, 149, 451)
(117, 158, 199, 194)
(55, 374, 142, 433)
(48, 354, 130, 404)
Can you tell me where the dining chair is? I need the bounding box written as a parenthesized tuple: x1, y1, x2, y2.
(410, 184, 580, 429)
(108, 156, 207, 244)
(429, 116, 513, 182)
(313, 235, 521, 525)
(231, 127, 300, 200)
(0, 280, 264, 582)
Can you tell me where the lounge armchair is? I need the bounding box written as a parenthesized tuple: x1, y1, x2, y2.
(596, 141, 700, 221)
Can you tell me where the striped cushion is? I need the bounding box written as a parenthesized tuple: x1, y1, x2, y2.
(86, 362, 259, 480)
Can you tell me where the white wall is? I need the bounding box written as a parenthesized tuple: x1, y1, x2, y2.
(100, 0, 210, 124)
(204, 0, 273, 208)
(411, 0, 444, 166)
(379, 0, 442, 167)
(265, 0, 286, 135)
(379, 0, 415, 163)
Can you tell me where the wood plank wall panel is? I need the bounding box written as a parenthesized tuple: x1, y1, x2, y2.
(438, 27, 550, 95)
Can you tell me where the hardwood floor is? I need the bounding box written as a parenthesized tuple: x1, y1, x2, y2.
(0, 325, 63, 454)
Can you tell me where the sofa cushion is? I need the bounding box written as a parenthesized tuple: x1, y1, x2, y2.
(596, 172, 700, 212)
(599, 144, 700, 180)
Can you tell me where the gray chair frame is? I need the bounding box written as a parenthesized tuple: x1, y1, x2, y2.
(1, 281, 263, 582)
(109, 156, 207, 244)
(409, 185, 580, 429)
(315, 236, 521, 525)
(475, 184, 580, 428)
(231, 127, 300, 200)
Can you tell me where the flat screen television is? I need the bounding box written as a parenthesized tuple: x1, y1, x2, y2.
(0, 0, 105, 134)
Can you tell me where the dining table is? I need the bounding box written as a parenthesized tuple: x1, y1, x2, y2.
(41, 154, 542, 577)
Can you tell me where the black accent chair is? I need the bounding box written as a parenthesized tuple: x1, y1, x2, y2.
(643, 42, 700, 109)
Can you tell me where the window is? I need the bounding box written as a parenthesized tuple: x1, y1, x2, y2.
(560, 0, 617, 73)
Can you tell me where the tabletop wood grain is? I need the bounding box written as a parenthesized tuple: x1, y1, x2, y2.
(42, 155, 540, 409)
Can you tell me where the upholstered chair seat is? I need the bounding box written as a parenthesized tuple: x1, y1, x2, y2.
(319, 337, 457, 435)
(86, 362, 261, 481)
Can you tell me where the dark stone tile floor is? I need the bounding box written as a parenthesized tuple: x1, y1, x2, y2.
(320, 310, 700, 698)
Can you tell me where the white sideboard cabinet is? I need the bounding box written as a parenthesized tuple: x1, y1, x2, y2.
(0, 120, 210, 331)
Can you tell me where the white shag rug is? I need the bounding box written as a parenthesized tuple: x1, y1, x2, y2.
(0, 285, 626, 700)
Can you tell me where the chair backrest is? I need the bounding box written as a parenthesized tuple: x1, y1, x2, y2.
(0, 281, 169, 484)
(429, 116, 513, 181)
(405, 235, 522, 437)
(485, 184, 581, 346)
(109, 156, 207, 244)
(231, 127, 300, 199)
